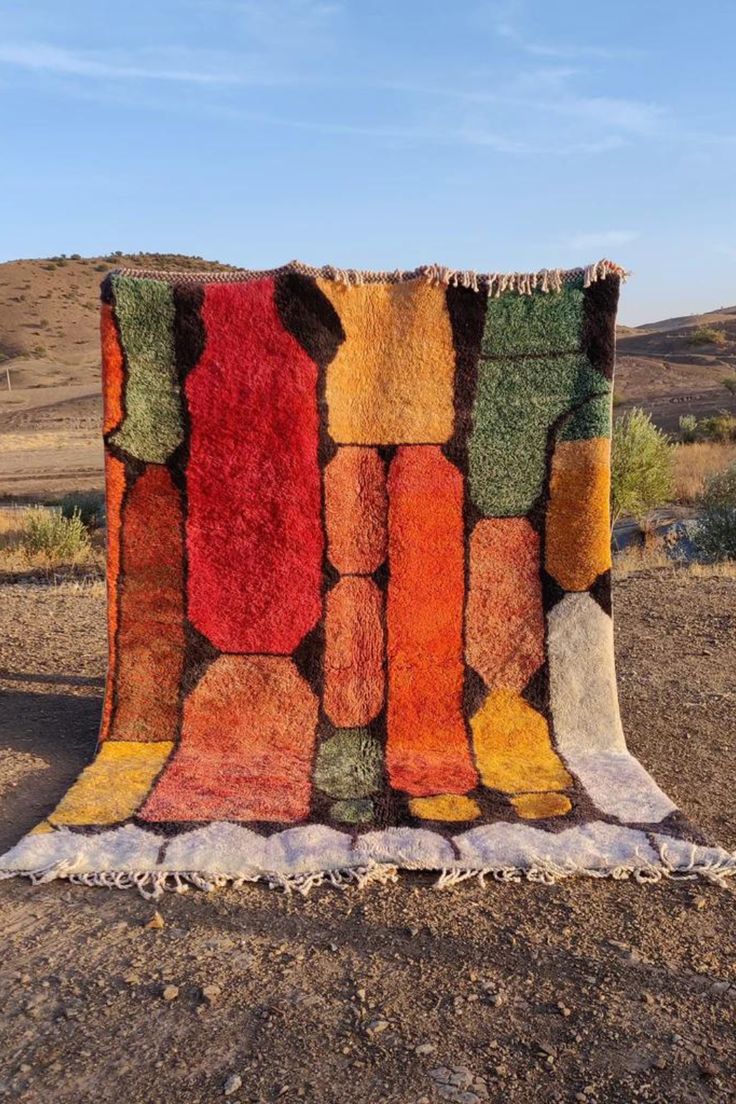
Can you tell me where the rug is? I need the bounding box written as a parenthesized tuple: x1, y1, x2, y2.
(2, 258, 734, 896)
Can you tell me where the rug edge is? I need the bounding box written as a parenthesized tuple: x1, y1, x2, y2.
(1, 823, 734, 899)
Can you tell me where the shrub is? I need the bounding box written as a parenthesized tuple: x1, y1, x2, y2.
(699, 412, 736, 442)
(611, 408, 674, 524)
(688, 326, 727, 347)
(59, 491, 105, 529)
(696, 462, 736, 561)
(21, 508, 91, 560)
(94, 263, 109, 272)
(31, 344, 47, 357)
(678, 414, 698, 443)
(722, 376, 736, 395)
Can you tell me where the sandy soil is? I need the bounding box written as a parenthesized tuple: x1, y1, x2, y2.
(0, 572, 734, 1104)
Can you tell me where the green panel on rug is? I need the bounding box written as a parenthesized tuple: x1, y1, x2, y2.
(469, 353, 608, 516)
(330, 798, 374, 824)
(315, 728, 383, 799)
(558, 390, 612, 442)
(481, 280, 584, 358)
(110, 276, 182, 463)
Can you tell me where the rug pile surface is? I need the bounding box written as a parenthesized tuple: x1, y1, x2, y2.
(2, 258, 734, 894)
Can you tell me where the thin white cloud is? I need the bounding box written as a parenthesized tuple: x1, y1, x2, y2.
(568, 230, 639, 251)
(378, 75, 665, 138)
(0, 42, 290, 86)
(484, 0, 647, 62)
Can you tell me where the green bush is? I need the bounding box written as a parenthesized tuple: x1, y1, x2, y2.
(611, 408, 674, 524)
(59, 491, 105, 529)
(722, 376, 736, 395)
(678, 414, 698, 443)
(689, 326, 727, 347)
(699, 412, 736, 442)
(696, 462, 736, 561)
(21, 508, 91, 560)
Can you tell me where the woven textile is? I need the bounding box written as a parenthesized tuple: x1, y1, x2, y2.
(2, 260, 734, 894)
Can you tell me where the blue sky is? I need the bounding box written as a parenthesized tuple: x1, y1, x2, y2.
(1, 0, 734, 324)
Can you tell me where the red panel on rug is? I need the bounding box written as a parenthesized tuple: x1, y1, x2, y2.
(186, 279, 324, 654)
(386, 446, 477, 796)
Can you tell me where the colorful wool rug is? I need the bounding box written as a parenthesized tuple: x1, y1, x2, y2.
(2, 258, 734, 896)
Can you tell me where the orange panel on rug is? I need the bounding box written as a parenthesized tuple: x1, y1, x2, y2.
(140, 655, 318, 823)
(545, 437, 612, 591)
(100, 302, 124, 435)
(386, 445, 477, 796)
(323, 577, 384, 728)
(107, 464, 185, 744)
(185, 279, 324, 654)
(466, 517, 545, 692)
(317, 279, 456, 444)
(324, 446, 387, 574)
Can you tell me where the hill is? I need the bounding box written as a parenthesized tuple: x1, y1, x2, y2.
(0, 254, 234, 498)
(0, 255, 734, 496)
(615, 305, 736, 431)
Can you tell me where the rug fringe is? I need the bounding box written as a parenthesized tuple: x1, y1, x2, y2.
(2, 845, 734, 899)
(110, 258, 628, 294)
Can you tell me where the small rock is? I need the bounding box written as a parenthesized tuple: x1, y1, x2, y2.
(223, 1072, 242, 1096)
(692, 895, 708, 911)
(367, 1018, 389, 1035)
(415, 1043, 436, 1056)
(710, 981, 730, 995)
(356, 988, 367, 1003)
(161, 985, 179, 1002)
(145, 911, 165, 930)
(557, 1002, 572, 1017)
(201, 984, 221, 1003)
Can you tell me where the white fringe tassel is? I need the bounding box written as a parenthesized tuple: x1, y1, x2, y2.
(2, 843, 734, 900)
(115, 258, 629, 294)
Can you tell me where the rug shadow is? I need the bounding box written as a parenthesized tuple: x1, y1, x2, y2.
(0, 687, 100, 854)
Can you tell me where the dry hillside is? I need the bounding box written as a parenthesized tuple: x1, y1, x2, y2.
(0, 254, 233, 498)
(616, 305, 736, 432)
(0, 255, 735, 496)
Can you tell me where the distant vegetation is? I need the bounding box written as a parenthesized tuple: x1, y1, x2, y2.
(59, 490, 105, 529)
(697, 462, 736, 561)
(688, 325, 727, 347)
(0, 503, 104, 580)
(611, 409, 673, 525)
(21, 507, 91, 560)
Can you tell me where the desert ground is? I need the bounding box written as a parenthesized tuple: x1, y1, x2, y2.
(0, 571, 734, 1104)
(0, 256, 735, 1103)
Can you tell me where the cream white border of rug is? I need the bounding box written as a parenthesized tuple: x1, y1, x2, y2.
(2, 821, 734, 899)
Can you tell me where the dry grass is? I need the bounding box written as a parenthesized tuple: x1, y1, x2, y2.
(0, 506, 104, 580)
(672, 441, 736, 503)
(613, 539, 736, 580)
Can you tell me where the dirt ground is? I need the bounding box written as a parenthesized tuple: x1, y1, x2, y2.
(0, 571, 735, 1104)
